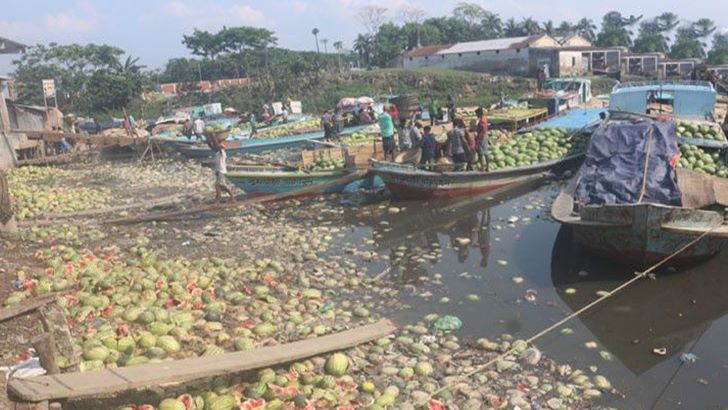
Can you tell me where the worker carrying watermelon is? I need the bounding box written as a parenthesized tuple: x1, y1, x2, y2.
(205, 139, 235, 203)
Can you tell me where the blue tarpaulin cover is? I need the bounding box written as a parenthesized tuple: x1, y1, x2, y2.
(575, 120, 682, 206)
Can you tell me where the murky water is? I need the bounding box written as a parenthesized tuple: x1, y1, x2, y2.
(336, 180, 728, 409)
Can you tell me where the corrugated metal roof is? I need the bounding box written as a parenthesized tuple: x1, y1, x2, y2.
(405, 44, 451, 58)
(0, 36, 26, 55)
(437, 36, 535, 55)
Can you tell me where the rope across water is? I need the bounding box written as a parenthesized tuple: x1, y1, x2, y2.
(428, 224, 719, 400)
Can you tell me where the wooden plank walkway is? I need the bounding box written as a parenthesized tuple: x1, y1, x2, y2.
(0, 292, 61, 323)
(8, 319, 397, 402)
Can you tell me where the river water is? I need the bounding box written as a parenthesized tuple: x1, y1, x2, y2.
(336, 179, 728, 409)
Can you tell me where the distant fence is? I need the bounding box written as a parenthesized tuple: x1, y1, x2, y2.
(160, 78, 249, 95)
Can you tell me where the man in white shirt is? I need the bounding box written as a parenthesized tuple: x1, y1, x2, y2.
(212, 143, 235, 202)
(194, 117, 205, 140)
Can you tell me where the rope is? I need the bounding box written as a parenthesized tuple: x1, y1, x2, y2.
(637, 126, 655, 204)
(428, 224, 718, 399)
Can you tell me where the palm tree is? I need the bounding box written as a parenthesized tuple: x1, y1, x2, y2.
(521, 17, 541, 35)
(556, 21, 574, 36)
(504, 18, 523, 37)
(542, 20, 555, 36)
(656, 12, 679, 32)
(312, 28, 320, 53)
(481, 13, 503, 39)
(694, 18, 716, 38)
(118, 55, 146, 74)
(321, 38, 329, 54)
(354, 34, 373, 68)
(333, 41, 344, 68)
(575, 18, 597, 42)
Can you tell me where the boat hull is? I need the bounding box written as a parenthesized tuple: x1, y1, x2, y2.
(226, 170, 352, 196)
(371, 154, 583, 200)
(166, 125, 371, 160)
(565, 203, 727, 266)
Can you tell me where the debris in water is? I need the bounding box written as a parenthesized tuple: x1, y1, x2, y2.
(652, 347, 668, 356)
(466, 294, 480, 301)
(432, 315, 463, 332)
(564, 288, 577, 295)
(560, 328, 574, 335)
(455, 237, 471, 246)
(512, 276, 524, 284)
(584, 341, 598, 349)
(680, 353, 699, 364)
(497, 259, 508, 266)
(599, 351, 614, 361)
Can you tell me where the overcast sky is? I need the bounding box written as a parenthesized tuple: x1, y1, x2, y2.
(1, 0, 726, 75)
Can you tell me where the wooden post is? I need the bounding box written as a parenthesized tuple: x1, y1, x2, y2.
(0, 169, 16, 234)
(31, 333, 60, 375)
(0, 79, 10, 132)
(38, 304, 78, 372)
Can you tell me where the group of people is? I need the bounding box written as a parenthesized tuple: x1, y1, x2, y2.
(426, 94, 458, 126)
(321, 109, 342, 141)
(444, 107, 490, 171)
(351, 103, 375, 125)
(379, 98, 490, 171)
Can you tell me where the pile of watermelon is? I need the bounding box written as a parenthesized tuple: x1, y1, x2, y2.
(676, 121, 726, 142)
(677, 143, 728, 178)
(486, 128, 588, 170)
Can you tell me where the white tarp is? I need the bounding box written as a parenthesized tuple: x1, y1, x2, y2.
(290, 101, 302, 114)
(203, 103, 222, 116)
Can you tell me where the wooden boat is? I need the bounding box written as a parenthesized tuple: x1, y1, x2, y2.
(609, 80, 727, 149)
(551, 112, 728, 266)
(226, 142, 386, 196)
(165, 125, 372, 159)
(370, 154, 583, 200)
(226, 166, 355, 196)
(552, 175, 728, 266)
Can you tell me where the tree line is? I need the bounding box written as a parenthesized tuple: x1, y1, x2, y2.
(10, 3, 728, 116)
(352, 3, 728, 68)
(11, 26, 350, 116)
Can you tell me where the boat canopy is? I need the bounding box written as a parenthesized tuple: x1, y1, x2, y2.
(576, 119, 682, 206)
(608, 81, 716, 119)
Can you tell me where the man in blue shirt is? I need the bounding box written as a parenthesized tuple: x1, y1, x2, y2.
(420, 125, 437, 167)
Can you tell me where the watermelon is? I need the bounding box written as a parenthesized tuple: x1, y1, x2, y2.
(158, 398, 185, 410)
(157, 335, 181, 353)
(324, 353, 349, 376)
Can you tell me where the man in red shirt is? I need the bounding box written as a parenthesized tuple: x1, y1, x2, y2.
(475, 107, 490, 170)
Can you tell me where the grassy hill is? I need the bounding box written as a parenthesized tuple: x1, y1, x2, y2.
(135, 68, 616, 119)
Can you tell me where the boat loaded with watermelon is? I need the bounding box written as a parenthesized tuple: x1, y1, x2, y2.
(552, 81, 728, 266)
(371, 113, 602, 200)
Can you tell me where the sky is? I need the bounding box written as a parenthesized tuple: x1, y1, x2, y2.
(1, 0, 727, 75)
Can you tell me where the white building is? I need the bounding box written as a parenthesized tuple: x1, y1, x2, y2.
(400, 34, 576, 75)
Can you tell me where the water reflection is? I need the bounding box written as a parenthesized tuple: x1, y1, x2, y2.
(354, 181, 544, 285)
(551, 226, 728, 376)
